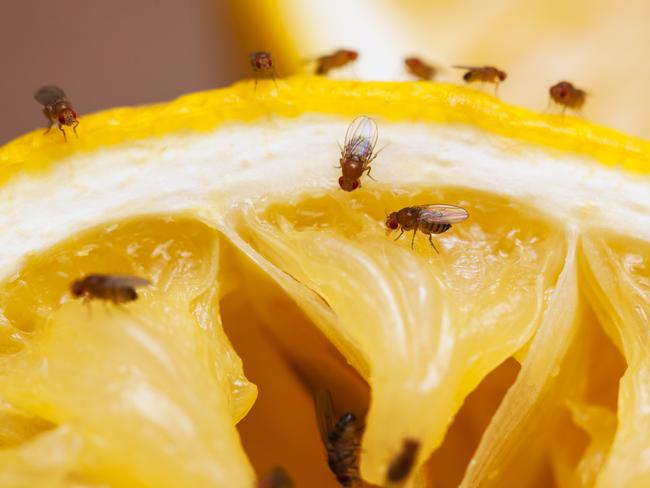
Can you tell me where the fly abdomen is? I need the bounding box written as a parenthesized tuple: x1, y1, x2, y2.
(326, 413, 360, 486)
(422, 222, 451, 235)
(329, 414, 356, 439)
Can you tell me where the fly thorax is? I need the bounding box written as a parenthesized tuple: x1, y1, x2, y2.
(342, 158, 364, 178)
(398, 208, 420, 229)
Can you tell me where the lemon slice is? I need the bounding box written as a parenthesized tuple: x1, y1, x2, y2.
(1, 77, 649, 487)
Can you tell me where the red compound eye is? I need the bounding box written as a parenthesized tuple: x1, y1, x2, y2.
(70, 281, 84, 297)
(58, 115, 66, 124)
(352, 180, 360, 190)
(388, 221, 399, 230)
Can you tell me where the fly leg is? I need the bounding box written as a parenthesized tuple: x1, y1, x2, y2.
(72, 120, 80, 138)
(393, 229, 404, 241)
(364, 165, 377, 181)
(58, 124, 68, 142)
(367, 145, 386, 166)
(43, 109, 53, 134)
(410, 226, 418, 249)
(83, 298, 92, 320)
(428, 234, 439, 254)
(271, 71, 279, 90)
(115, 302, 132, 316)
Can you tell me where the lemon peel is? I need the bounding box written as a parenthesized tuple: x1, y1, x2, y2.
(2, 77, 650, 186)
(0, 77, 649, 486)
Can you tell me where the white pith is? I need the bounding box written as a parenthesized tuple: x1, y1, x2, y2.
(1, 114, 649, 279)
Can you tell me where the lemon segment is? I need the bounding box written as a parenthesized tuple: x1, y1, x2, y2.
(0, 219, 256, 487)
(582, 234, 650, 488)
(243, 188, 566, 483)
(460, 231, 579, 487)
(0, 427, 83, 488)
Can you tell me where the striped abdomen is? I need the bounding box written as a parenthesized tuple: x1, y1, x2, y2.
(420, 222, 451, 235)
(327, 413, 360, 486)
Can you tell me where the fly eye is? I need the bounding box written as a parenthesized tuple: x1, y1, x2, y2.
(388, 221, 399, 230)
(70, 281, 83, 297)
(255, 61, 263, 69)
(58, 115, 66, 124)
(352, 180, 360, 190)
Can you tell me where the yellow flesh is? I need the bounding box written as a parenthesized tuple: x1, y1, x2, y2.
(0, 78, 649, 487)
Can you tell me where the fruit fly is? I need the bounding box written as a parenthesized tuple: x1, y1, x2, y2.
(385, 204, 469, 253)
(314, 390, 361, 487)
(249, 51, 278, 89)
(70, 274, 150, 305)
(257, 466, 293, 488)
(549, 81, 587, 113)
(314, 49, 359, 75)
(338, 116, 379, 191)
(404, 57, 436, 81)
(453, 65, 507, 95)
(34, 86, 79, 142)
(386, 439, 420, 484)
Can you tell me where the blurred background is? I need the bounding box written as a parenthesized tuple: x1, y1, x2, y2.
(2, 0, 650, 143)
(0, 0, 245, 143)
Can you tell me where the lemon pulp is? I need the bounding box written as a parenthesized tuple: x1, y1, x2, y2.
(0, 78, 649, 487)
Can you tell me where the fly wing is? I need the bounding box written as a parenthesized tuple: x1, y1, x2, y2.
(343, 116, 378, 160)
(452, 65, 483, 71)
(314, 389, 336, 445)
(34, 86, 66, 106)
(416, 204, 469, 224)
(104, 275, 151, 288)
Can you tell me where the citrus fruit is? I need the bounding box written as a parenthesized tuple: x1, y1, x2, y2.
(229, 0, 650, 138)
(0, 77, 649, 487)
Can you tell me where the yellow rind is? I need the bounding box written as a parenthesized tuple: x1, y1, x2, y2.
(2, 76, 650, 187)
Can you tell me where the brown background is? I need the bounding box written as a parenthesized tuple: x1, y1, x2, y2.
(0, 0, 245, 144)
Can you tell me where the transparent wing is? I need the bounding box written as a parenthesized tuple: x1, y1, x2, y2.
(452, 65, 480, 70)
(314, 389, 336, 445)
(34, 86, 66, 106)
(416, 204, 469, 224)
(343, 116, 378, 160)
(104, 275, 151, 288)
